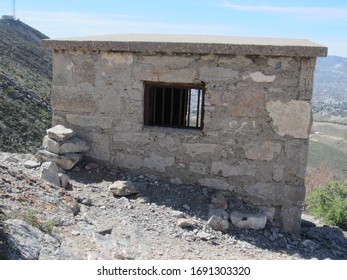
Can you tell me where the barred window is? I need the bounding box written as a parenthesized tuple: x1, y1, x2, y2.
(144, 82, 204, 129)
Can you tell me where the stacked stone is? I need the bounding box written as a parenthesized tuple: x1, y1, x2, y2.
(35, 125, 89, 187)
(36, 125, 89, 170)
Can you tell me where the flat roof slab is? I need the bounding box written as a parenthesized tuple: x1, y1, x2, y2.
(42, 34, 327, 57)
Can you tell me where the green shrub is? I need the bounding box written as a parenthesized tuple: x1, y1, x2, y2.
(307, 180, 347, 230)
(19, 209, 57, 235)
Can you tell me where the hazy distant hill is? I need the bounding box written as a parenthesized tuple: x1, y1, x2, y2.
(314, 55, 347, 99)
(0, 18, 52, 153)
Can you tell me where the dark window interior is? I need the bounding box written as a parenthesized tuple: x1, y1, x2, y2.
(144, 83, 204, 129)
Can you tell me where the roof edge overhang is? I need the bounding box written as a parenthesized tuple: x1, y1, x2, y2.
(42, 34, 328, 57)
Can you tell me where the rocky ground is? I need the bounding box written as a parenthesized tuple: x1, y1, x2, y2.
(0, 152, 346, 260)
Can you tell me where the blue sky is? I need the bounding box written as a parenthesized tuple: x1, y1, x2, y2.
(1, 0, 346, 56)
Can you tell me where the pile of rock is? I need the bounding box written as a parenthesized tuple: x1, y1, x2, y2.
(35, 125, 89, 187)
(36, 125, 89, 170)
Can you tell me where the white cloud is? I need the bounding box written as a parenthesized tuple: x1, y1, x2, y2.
(223, 2, 347, 19)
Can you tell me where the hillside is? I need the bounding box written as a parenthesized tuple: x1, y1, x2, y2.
(0, 18, 52, 153)
(313, 55, 347, 118)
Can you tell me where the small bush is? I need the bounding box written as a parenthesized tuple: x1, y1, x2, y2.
(26, 209, 57, 235)
(307, 180, 347, 230)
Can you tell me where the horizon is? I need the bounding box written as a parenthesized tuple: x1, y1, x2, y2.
(0, 0, 346, 57)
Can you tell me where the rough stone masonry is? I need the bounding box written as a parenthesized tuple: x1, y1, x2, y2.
(42, 34, 327, 233)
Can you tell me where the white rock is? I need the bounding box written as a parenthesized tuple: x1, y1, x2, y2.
(230, 211, 267, 230)
(171, 210, 185, 218)
(46, 124, 75, 142)
(109, 181, 140, 196)
(24, 160, 41, 169)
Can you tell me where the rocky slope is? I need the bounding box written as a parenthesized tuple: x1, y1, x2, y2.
(0, 18, 52, 153)
(0, 152, 346, 260)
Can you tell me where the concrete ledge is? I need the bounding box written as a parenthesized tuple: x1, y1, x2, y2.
(42, 34, 327, 57)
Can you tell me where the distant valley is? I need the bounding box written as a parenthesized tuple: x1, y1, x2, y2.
(313, 55, 347, 121)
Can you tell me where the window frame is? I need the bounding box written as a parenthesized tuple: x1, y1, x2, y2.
(144, 82, 205, 130)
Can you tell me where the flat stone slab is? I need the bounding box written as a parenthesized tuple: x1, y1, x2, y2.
(230, 211, 267, 230)
(46, 125, 75, 142)
(35, 150, 82, 170)
(42, 34, 327, 57)
(43, 135, 89, 154)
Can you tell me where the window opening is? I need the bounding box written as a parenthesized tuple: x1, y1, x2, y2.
(144, 83, 204, 129)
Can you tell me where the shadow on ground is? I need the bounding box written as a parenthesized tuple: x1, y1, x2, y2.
(67, 162, 347, 260)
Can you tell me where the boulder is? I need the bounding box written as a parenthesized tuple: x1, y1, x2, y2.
(3, 219, 44, 260)
(40, 168, 70, 188)
(46, 125, 75, 142)
(109, 181, 140, 196)
(207, 215, 229, 232)
(230, 211, 267, 230)
(40, 168, 61, 187)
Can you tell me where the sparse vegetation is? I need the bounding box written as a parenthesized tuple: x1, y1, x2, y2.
(0, 18, 52, 153)
(12, 208, 57, 235)
(307, 180, 347, 230)
(305, 164, 338, 194)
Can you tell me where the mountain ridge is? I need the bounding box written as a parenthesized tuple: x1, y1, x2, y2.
(0, 18, 52, 153)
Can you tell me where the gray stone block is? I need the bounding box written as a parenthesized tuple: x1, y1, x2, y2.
(43, 135, 89, 154)
(230, 211, 267, 230)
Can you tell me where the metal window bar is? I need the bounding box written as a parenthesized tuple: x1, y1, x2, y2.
(170, 88, 174, 125)
(187, 89, 191, 127)
(196, 89, 201, 128)
(179, 88, 183, 126)
(161, 87, 165, 125)
(153, 87, 157, 124)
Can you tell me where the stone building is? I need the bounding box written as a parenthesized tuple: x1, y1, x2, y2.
(42, 34, 327, 233)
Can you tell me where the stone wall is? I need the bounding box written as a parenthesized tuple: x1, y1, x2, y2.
(51, 49, 316, 233)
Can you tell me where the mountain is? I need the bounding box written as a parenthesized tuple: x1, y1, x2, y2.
(314, 55, 347, 99)
(0, 18, 52, 153)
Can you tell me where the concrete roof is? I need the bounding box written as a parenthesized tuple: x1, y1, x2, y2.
(42, 34, 327, 57)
